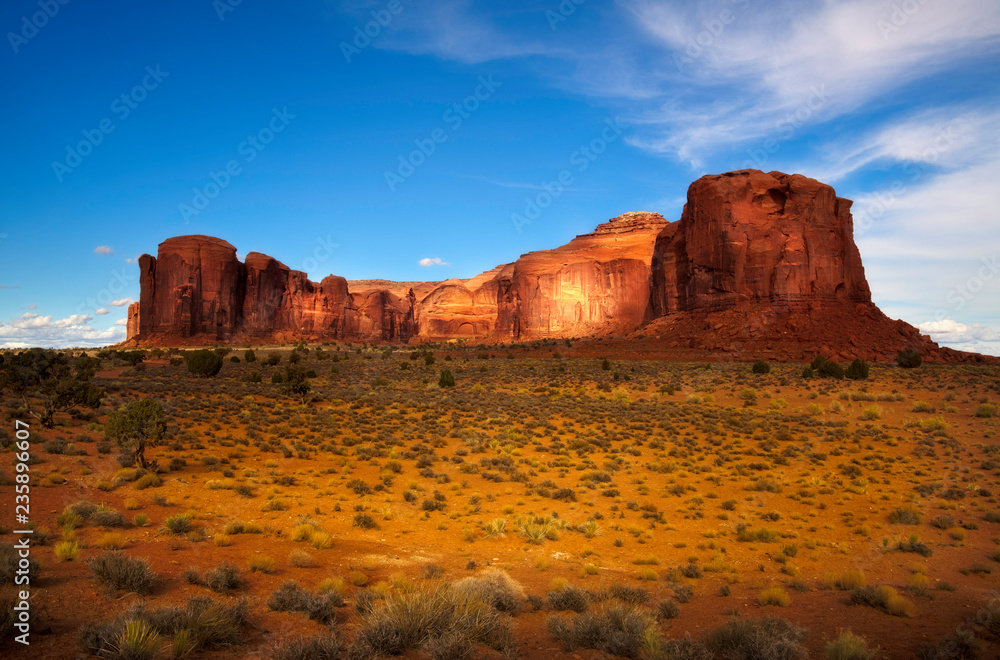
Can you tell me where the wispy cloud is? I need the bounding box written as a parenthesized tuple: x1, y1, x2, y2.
(95, 308, 110, 315)
(418, 257, 450, 267)
(94, 245, 114, 256)
(109, 297, 134, 307)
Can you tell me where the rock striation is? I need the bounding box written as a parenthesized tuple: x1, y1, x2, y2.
(125, 170, 987, 362)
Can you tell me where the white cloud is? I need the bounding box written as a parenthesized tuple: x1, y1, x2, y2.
(114, 318, 128, 326)
(95, 308, 109, 315)
(917, 319, 1000, 356)
(418, 257, 451, 267)
(94, 245, 114, 256)
(28, 304, 37, 310)
(125, 257, 137, 264)
(0, 312, 124, 349)
(109, 297, 134, 307)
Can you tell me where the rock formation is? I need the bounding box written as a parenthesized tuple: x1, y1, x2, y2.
(125, 170, 988, 362)
(650, 171, 870, 314)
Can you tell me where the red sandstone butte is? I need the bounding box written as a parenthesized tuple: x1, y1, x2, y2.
(124, 170, 992, 362)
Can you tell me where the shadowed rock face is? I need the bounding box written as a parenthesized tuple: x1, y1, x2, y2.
(124, 170, 984, 362)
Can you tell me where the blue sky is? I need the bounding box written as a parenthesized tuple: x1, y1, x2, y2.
(1, 0, 998, 354)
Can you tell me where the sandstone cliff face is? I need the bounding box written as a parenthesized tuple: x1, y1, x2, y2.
(124, 170, 982, 362)
(651, 170, 870, 314)
(494, 212, 668, 340)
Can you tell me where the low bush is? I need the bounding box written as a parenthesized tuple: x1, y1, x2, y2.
(548, 584, 590, 612)
(88, 551, 156, 595)
(548, 602, 653, 658)
(268, 580, 341, 624)
(204, 561, 241, 593)
(704, 616, 808, 660)
(186, 350, 223, 377)
(826, 630, 877, 660)
(850, 585, 915, 617)
(349, 585, 516, 659)
(897, 349, 922, 368)
(451, 568, 525, 614)
(271, 633, 344, 660)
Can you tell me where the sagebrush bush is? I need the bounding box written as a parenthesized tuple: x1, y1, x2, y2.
(80, 597, 249, 656)
(272, 632, 344, 660)
(887, 507, 921, 525)
(548, 584, 590, 612)
(267, 580, 341, 624)
(349, 585, 516, 659)
(850, 585, 915, 617)
(88, 551, 156, 594)
(826, 630, 876, 660)
(704, 616, 808, 660)
(451, 568, 525, 614)
(548, 603, 653, 658)
(204, 561, 241, 592)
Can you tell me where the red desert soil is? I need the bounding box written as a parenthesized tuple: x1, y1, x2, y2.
(3, 344, 1000, 659)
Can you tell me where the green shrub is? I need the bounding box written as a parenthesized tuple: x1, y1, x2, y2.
(185, 350, 223, 378)
(165, 514, 194, 535)
(897, 349, 922, 369)
(80, 596, 249, 655)
(439, 369, 456, 387)
(845, 359, 870, 381)
(826, 630, 876, 660)
(975, 403, 998, 418)
(110, 619, 161, 660)
(752, 361, 770, 375)
(815, 358, 845, 379)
